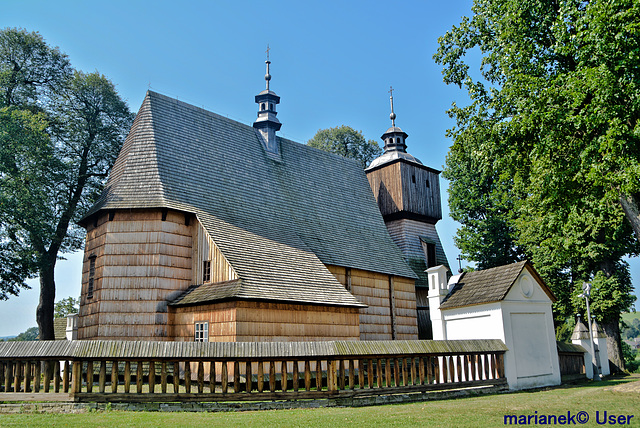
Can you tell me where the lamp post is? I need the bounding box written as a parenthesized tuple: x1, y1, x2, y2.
(578, 282, 600, 381)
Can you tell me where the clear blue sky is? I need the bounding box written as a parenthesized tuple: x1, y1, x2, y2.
(1, 0, 638, 336)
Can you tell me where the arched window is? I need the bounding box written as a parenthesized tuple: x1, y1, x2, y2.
(261, 103, 265, 110)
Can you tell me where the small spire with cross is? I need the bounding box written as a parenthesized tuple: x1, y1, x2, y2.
(456, 255, 464, 273)
(264, 44, 271, 90)
(389, 86, 396, 127)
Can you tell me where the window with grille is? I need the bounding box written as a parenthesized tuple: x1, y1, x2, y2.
(195, 322, 209, 342)
(87, 255, 96, 299)
(203, 260, 211, 283)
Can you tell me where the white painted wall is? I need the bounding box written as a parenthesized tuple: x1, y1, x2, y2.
(434, 266, 561, 390)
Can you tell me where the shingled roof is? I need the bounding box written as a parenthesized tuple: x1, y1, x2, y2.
(82, 91, 416, 308)
(439, 261, 555, 310)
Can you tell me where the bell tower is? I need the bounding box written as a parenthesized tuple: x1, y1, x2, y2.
(365, 87, 450, 339)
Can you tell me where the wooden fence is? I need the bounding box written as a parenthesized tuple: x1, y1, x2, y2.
(0, 340, 507, 402)
(557, 342, 587, 381)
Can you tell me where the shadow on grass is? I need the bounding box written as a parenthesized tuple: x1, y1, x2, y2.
(518, 373, 639, 394)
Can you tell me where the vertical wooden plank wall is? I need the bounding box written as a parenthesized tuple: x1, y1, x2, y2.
(365, 162, 442, 221)
(366, 162, 403, 217)
(192, 220, 238, 284)
(78, 209, 193, 340)
(399, 163, 441, 220)
(327, 266, 418, 340)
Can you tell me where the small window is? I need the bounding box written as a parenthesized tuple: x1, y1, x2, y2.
(195, 322, 209, 342)
(87, 255, 97, 299)
(261, 103, 265, 110)
(426, 179, 430, 188)
(203, 260, 211, 283)
(412, 175, 416, 184)
(269, 103, 274, 110)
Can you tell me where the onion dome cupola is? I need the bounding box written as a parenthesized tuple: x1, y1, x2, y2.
(367, 86, 422, 170)
(253, 47, 282, 155)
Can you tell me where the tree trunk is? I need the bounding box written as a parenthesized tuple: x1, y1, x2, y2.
(601, 316, 625, 374)
(36, 258, 56, 340)
(619, 192, 640, 242)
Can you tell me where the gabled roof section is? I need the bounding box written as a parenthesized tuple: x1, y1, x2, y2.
(168, 280, 244, 307)
(82, 91, 414, 307)
(440, 261, 555, 310)
(81, 94, 165, 219)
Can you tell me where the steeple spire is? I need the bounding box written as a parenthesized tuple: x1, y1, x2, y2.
(366, 86, 423, 171)
(381, 86, 407, 154)
(253, 46, 282, 156)
(265, 44, 271, 91)
(389, 86, 396, 127)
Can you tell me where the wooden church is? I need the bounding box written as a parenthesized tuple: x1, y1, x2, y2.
(76, 61, 448, 342)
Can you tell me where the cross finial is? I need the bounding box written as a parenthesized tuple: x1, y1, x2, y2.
(264, 44, 272, 91)
(389, 86, 396, 127)
(456, 254, 464, 273)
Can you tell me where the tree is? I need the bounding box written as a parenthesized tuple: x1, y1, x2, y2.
(54, 296, 79, 319)
(434, 0, 640, 371)
(7, 326, 39, 341)
(0, 28, 133, 339)
(307, 125, 382, 168)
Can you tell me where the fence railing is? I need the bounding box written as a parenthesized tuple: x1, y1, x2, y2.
(0, 340, 507, 402)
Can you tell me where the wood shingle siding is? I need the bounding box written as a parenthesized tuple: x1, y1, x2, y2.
(327, 266, 418, 340)
(78, 209, 193, 340)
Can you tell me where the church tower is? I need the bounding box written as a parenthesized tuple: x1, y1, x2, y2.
(365, 88, 450, 339)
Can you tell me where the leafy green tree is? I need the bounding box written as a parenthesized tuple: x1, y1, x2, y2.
(434, 0, 640, 371)
(621, 341, 639, 373)
(54, 296, 79, 319)
(0, 28, 133, 339)
(0, 28, 70, 109)
(307, 125, 382, 168)
(443, 129, 526, 269)
(7, 326, 39, 341)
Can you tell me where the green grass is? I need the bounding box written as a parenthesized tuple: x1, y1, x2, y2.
(1, 375, 639, 427)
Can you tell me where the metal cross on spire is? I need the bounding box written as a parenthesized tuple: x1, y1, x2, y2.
(264, 44, 271, 91)
(389, 86, 396, 127)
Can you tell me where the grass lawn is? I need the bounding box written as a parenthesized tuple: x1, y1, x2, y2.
(0, 375, 638, 427)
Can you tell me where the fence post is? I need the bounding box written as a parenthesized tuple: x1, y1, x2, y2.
(72, 360, 82, 394)
(328, 360, 337, 393)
